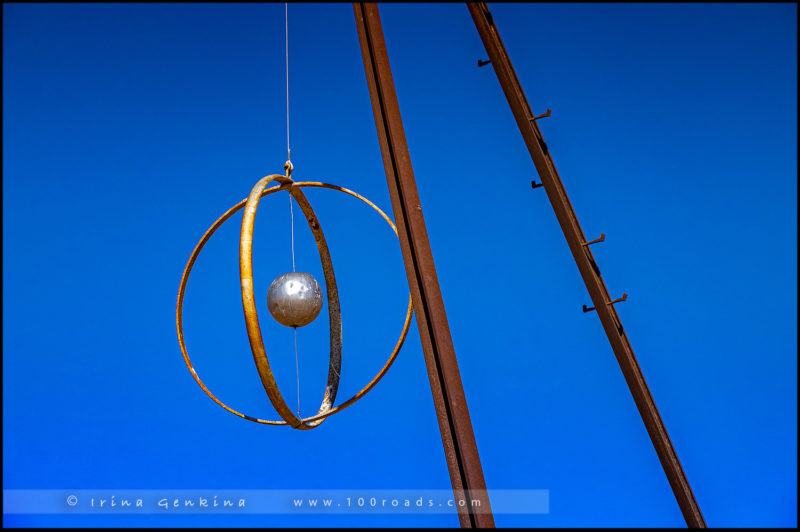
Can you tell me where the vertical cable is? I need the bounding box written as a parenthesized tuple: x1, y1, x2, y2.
(294, 326, 300, 417)
(285, 2, 299, 418)
(285, 1, 295, 275)
(289, 195, 296, 273)
(285, 2, 291, 162)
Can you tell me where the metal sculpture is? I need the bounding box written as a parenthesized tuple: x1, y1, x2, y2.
(176, 168, 414, 430)
(176, 3, 705, 528)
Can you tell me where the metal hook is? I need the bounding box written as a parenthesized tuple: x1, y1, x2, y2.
(478, 59, 491, 67)
(530, 109, 551, 121)
(610, 293, 628, 305)
(583, 293, 627, 313)
(531, 180, 544, 189)
(582, 233, 605, 246)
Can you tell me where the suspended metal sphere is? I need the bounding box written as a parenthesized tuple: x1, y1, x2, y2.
(267, 271, 323, 328)
(179, 176, 413, 429)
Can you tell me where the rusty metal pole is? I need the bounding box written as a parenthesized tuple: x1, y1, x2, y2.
(467, 3, 705, 528)
(353, 3, 494, 528)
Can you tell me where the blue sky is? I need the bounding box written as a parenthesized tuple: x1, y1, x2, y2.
(2, 2, 796, 528)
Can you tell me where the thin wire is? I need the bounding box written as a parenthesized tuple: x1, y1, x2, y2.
(284, 1, 294, 274)
(289, 194, 296, 272)
(285, 2, 290, 162)
(286, 2, 299, 418)
(290, 193, 298, 414)
(294, 327, 300, 417)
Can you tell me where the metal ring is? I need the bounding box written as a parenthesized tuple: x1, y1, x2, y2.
(241, 175, 340, 429)
(176, 179, 413, 428)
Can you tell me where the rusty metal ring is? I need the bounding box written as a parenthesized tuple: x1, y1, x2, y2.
(176, 178, 413, 429)
(241, 175, 341, 430)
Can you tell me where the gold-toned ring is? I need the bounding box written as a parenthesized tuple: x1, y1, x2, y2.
(241, 175, 341, 430)
(176, 179, 413, 428)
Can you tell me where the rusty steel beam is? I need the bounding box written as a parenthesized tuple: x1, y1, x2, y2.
(467, 3, 706, 528)
(354, 3, 494, 528)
